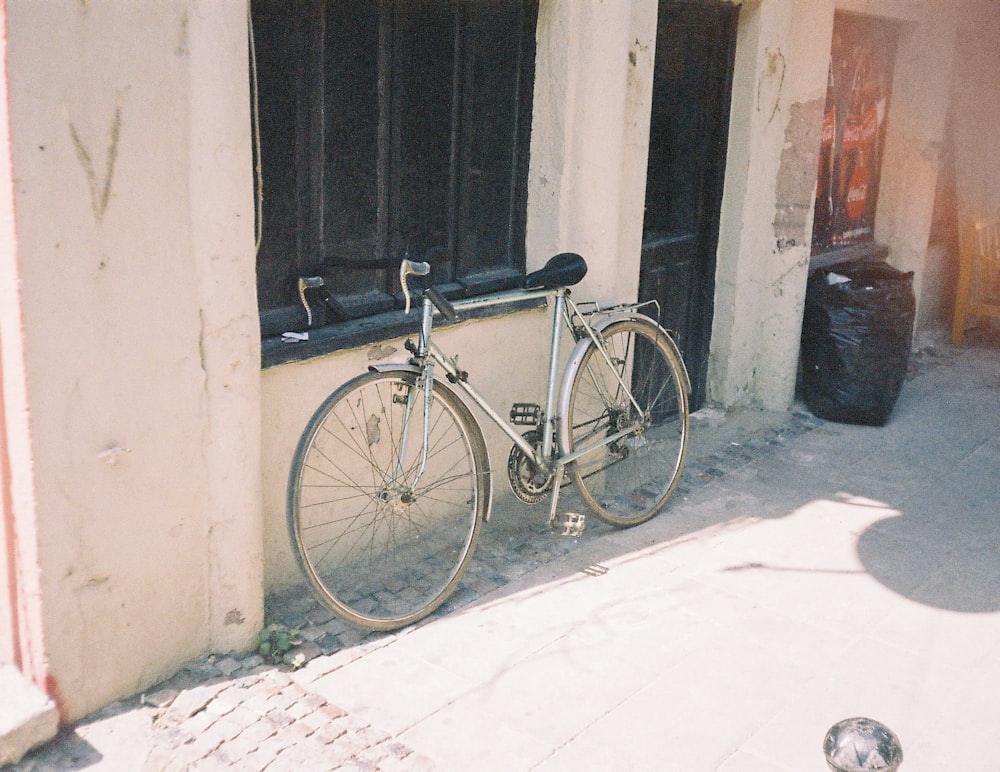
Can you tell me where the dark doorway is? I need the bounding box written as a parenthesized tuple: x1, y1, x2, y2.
(640, 1, 738, 410)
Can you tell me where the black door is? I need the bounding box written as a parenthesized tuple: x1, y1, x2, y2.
(640, 1, 738, 410)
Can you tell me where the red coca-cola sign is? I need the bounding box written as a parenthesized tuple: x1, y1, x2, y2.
(845, 165, 869, 221)
(811, 13, 897, 254)
(861, 106, 878, 144)
(841, 115, 865, 150)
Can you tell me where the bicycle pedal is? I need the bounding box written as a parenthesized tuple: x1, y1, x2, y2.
(510, 403, 541, 425)
(550, 512, 585, 537)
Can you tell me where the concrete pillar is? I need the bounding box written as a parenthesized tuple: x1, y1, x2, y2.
(3, 1, 261, 721)
(527, 0, 656, 306)
(710, 0, 833, 408)
(1, 0, 50, 699)
(188, 0, 263, 656)
(870, 3, 957, 330)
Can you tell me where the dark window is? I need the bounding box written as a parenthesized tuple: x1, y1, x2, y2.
(250, 0, 538, 347)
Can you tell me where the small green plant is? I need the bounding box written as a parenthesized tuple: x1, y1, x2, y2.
(255, 623, 305, 668)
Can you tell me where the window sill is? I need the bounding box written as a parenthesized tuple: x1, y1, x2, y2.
(809, 242, 889, 271)
(261, 294, 546, 369)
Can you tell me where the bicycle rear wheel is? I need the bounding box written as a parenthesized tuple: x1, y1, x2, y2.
(287, 370, 489, 630)
(562, 318, 689, 527)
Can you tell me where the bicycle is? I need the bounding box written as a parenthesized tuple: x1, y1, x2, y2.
(287, 252, 691, 630)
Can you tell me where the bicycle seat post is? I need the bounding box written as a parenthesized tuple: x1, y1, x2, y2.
(540, 289, 567, 460)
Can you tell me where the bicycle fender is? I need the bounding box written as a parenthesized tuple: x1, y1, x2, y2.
(368, 362, 422, 375)
(597, 314, 691, 395)
(557, 315, 692, 456)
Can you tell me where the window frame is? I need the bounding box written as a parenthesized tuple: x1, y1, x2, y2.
(250, 0, 539, 367)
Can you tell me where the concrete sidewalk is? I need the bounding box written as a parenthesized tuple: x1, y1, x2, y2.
(8, 331, 1000, 771)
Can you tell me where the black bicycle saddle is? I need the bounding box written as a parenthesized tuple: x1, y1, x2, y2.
(524, 252, 587, 289)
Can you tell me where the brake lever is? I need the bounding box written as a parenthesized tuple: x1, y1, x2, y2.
(399, 259, 431, 314)
(297, 276, 325, 326)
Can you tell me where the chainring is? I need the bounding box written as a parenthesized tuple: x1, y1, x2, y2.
(507, 430, 555, 504)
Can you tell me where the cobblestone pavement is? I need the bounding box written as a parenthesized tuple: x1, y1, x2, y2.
(7, 341, 964, 771)
(7, 404, 827, 772)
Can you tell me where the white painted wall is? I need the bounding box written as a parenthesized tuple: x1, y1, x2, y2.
(1, 1, 32, 673)
(939, 0, 1000, 335)
(3, 2, 260, 721)
(711, 0, 834, 408)
(951, 0, 1000, 220)
(863, 2, 957, 329)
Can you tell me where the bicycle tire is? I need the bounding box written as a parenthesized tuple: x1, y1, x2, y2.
(561, 317, 689, 527)
(287, 369, 489, 630)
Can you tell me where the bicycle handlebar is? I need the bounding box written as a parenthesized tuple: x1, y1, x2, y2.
(425, 286, 458, 321)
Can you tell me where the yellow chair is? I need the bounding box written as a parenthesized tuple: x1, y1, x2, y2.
(951, 214, 1000, 346)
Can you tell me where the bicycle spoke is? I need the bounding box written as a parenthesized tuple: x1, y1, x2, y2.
(288, 371, 488, 630)
(563, 319, 689, 527)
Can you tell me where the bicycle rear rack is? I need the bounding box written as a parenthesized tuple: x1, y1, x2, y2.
(567, 298, 663, 339)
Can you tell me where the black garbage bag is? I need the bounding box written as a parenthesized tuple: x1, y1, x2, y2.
(800, 260, 915, 426)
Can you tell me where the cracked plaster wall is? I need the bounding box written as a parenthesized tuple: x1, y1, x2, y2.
(3, 2, 260, 721)
(710, 0, 833, 409)
(2, 0, 971, 721)
(710, 0, 957, 408)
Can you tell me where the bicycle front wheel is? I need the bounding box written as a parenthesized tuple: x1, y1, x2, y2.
(287, 370, 489, 630)
(562, 318, 689, 527)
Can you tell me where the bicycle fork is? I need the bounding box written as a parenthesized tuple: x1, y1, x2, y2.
(388, 299, 439, 494)
(392, 359, 436, 493)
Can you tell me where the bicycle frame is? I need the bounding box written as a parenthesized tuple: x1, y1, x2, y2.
(413, 286, 563, 462)
(398, 282, 657, 524)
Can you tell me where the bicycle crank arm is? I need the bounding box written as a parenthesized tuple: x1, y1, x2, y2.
(546, 463, 586, 536)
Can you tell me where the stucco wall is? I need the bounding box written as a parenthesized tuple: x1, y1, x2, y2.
(1, 0, 978, 725)
(951, 0, 1000, 220)
(711, 0, 833, 409)
(864, 2, 956, 330)
(3, 2, 260, 721)
(940, 1, 1000, 335)
(1, 1, 26, 670)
